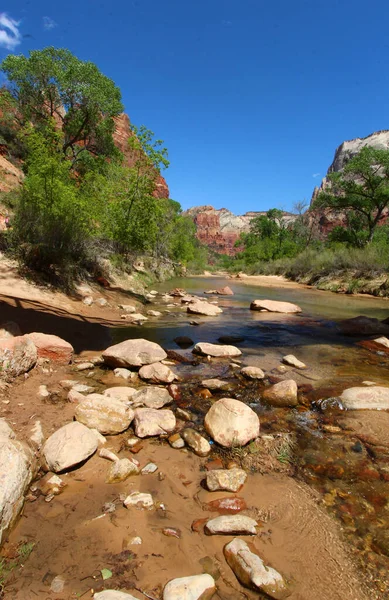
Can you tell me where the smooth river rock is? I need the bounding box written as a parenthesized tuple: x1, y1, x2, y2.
(206, 468, 247, 492)
(163, 574, 216, 600)
(205, 398, 259, 447)
(181, 428, 211, 456)
(340, 386, 389, 410)
(262, 380, 298, 407)
(0, 425, 34, 544)
(205, 515, 257, 535)
(193, 343, 242, 358)
(132, 386, 172, 409)
(240, 366, 265, 379)
(282, 354, 306, 369)
(133, 408, 176, 437)
(138, 362, 176, 384)
(187, 302, 223, 316)
(224, 538, 290, 599)
(75, 394, 134, 435)
(250, 299, 302, 314)
(201, 378, 232, 390)
(103, 387, 137, 403)
(103, 338, 167, 368)
(43, 422, 98, 472)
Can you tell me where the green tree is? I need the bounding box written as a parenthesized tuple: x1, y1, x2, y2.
(313, 146, 389, 244)
(1, 47, 123, 167)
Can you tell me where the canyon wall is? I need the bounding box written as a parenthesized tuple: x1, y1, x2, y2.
(185, 205, 296, 255)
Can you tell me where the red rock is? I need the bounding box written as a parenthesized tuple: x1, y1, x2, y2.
(205, 497, 247, 514)
(191, 518, 208, 532)
(205, 458, 224, 471)
(28, 333, 74, 364)
(168, 384, 181, 401)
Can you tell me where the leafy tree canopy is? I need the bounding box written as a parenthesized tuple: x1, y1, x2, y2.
(313, 146, 389, 243)
(1, 47, 123, 165)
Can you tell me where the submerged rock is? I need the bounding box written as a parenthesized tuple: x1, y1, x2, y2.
(201, 378, 232, 390)
(205, 398, 259, 447)
(193, 343, 241, 358)
(103, 338, 167, 368)
(224, 537, 289, 599)
(206, 468, 247, 492)
(42, 422, 98, 472)
(339, 316, 389, 336)
(124, 491, 154, 509)
(163, 574, 216, 600)
(250, 299, 301, 314)
(340, 386, 389, 410)
(205, 514, 257, 535)
(262, 380, 298, 407)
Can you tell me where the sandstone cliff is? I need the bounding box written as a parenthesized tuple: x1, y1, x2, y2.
(185, 206, 295, 255)
(310, 130, 389, 235)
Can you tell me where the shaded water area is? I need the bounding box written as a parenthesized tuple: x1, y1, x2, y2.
(114, 277, 389, 596)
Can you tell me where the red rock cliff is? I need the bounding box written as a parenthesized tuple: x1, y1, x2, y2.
(113, 114, 169, 199)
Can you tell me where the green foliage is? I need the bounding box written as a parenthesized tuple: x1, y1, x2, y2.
(313, 146, 389, 243)
(1, 47, 123, 166)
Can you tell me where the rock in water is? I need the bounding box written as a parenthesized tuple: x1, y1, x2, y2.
(201, 378, 232, 391)
(205, 398, 259, 447)
(206, 468, 247, 492)
(193, 343, 241, 358)
(163, 574, 216, 600)
(262, 380, 298, 407)
(138, 362, 176, 383)
(0, 425, 34, 544)
(216, 286, 234, 295)
(240, 366, 265, 379)
(181, 428, 211, 456)
(205, 515, 257, 535)
(282, 355, 306, 369)
(123, 491, 154, 509)
(28, 332, 74, 364)
(0, 335, 37, 378)
(102, 338, 167, 368)
(132, 386, 172, 409)
(250, 299, 301, 314)
(94, 591, 141, 599)
(340, 386, 389, 410)
(224, 538, 289, 599)
(187, 302, 223, 316)
(75, 394, 134, 435)
(42, 422, 98, 472)
(133, 408, 176, 437)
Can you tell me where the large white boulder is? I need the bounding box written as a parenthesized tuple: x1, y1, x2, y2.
(0, 424, 34, 544)
(250, 299, 301, 314)
(133, 408, 176, 437)
(42, 422, 98, 472)
(205, 398, 259, 447)
(193, 343, 241, 358)
(75, 394, 134, 434)
(163, 574, 216, 600)
(103, 338, 167, 368)
(224, 538, 289, 598)
(187, 302, 223, 316)
(340, 386, 389, 410)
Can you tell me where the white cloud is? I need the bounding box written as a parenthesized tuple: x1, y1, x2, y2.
(43, 16, 57, 30)
(0, 13, 21, 50)
(312, 172, 321, 178)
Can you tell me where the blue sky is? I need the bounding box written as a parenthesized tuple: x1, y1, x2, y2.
(1, 0, 389, 214)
